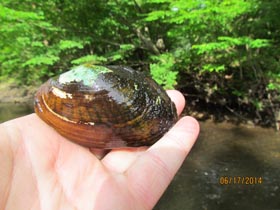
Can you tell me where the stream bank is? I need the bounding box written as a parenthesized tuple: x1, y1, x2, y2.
(0, 81, 37, 103)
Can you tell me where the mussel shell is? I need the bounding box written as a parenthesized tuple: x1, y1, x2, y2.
(34, 65, 177, 148)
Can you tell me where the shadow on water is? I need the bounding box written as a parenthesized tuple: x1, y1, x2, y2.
(155, 121, 280, 210)
(1, 104, 280, 210)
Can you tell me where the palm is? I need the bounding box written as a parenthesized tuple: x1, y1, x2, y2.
(0, 90, 199, 210)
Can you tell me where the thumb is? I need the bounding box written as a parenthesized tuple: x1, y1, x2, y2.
(126, 116, 199, 209)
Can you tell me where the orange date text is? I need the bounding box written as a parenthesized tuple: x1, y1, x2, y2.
(219, 176, 263, 185)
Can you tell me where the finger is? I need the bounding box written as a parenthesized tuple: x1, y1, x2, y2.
(102, 90, 186, 173)
(166, 90, 185, 116)
(101, 147, 147, 173)
(125, 116, 199, 210)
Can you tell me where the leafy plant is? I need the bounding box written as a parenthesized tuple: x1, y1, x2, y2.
(150, 53, 177, 89)
(71, 55, 107, 65)
(0, 0, 280, 126)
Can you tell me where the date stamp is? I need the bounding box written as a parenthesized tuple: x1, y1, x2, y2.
(219, 176, 263, 185)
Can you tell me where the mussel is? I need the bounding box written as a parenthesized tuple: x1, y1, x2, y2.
(34, 64, 177, 148)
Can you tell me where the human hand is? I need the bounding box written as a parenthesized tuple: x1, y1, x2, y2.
(0, 90, 199, 210)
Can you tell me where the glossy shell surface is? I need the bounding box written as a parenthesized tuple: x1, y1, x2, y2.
(34, 65, 177, 148)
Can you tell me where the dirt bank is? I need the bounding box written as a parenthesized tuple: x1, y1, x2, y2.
(0, 82, 37, 103)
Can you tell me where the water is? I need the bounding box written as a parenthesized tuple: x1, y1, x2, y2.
(155, 121, 280, 210)
(1, 104, 280, 209)
(0, 103, 33, 123)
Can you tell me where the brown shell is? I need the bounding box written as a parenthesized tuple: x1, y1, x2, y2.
(34, 65, 177, 148)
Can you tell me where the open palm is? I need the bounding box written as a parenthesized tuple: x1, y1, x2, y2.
(0, 90, 199, 210)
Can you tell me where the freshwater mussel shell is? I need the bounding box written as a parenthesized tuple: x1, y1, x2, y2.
(34, 65, 177, 148)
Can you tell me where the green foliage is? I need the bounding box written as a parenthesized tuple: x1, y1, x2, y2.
(0, 3, 61, 83)
(106, 44, 135, 62)
(23, 55, 60, 66)
(267, 82, 280, 91)
(150, 53, 177, 89)
(59, 40, 84, 50)
(192, 36, 270, 72)
(71, 55, 107, 65)
(0, 0, 280, 125)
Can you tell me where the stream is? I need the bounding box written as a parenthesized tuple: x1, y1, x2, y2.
(155, 120, 280, 210)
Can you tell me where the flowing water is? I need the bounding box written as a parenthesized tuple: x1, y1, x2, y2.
(155, 120, 280, 210)
(1, 103, 280, 210)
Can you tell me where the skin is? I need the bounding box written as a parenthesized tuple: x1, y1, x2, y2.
(0, 90, 199, 210)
